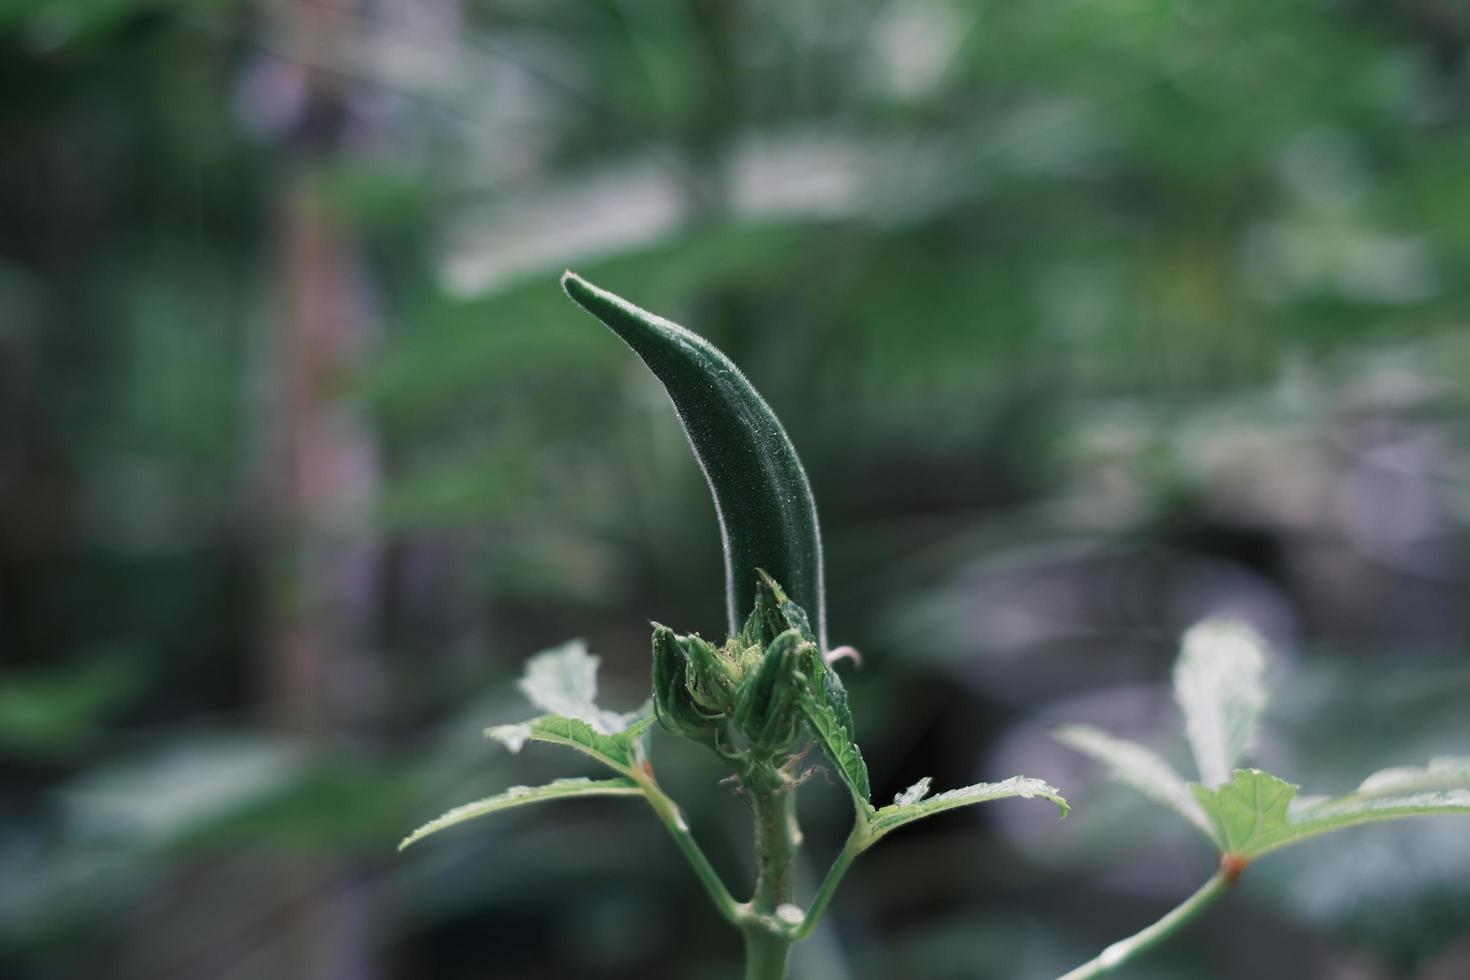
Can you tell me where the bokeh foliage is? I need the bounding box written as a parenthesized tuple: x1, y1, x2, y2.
(2, 0, 1469, 978)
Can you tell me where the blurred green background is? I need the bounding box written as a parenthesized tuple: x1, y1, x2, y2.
(3, 0, 1470, 977)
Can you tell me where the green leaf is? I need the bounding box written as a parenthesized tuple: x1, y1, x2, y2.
(1073, 621, 1470, 865)
(1282, 756, 1470, 849)
(562, 272, 829, 650)
(488, 639, 655, 775)
(1190, 769, 1297, 857)
(398, 777, 642, 851)
(1173, 618, 1268, 788)
(893, 777, 932, 806)
(517, 639, 646, 735)
(1054, 724, 1216, 842)
(862, 776, 1069, 846)
(0, 653, 143, 757)
(1192, 762, 1470, 858)
(487, 715, 657, 776)
(1349, 756, 1470, 796)
(795, 659, 871, 808)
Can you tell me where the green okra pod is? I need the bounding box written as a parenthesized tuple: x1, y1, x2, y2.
(561, 272, 829, 650)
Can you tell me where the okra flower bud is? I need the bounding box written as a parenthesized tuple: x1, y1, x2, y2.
(741, 570, 815, 650)
(734, 628, 811, 757)
(652, 625, 720, 744)
(678, 632, 737, 716)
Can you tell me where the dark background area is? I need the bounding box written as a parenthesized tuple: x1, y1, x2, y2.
(2, 1, 1469, 977)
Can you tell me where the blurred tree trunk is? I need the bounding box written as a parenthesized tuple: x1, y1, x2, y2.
(258, 181, 381, 980)
(257, 0, 384, 975)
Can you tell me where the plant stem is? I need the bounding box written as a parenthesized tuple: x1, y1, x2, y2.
(750, 774, 799, 910)
(741, 761, 801, 979)
(634, 774, 741, 924)
(1054, 872, 1228, 980)
(743, 928, 792, 980)
(791, 824, 863, 941)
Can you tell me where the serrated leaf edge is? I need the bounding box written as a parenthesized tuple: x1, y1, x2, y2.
(862, 776, 1068, 845)
(1191, 764, 1470, 859)
(399, 776, 643, 851)
(486, 713, 657, 776)
(797, 690, 871, 809)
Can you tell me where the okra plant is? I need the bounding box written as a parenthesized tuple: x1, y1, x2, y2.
(401, 274, 1470, 980)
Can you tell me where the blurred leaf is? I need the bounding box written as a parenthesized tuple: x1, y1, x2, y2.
(175, 754, 414, 853)
(1192, 763, 1470, 859)
(1067, 624, 1470, 866)
(0, 655, 142, 758)
(1285, 758, 1470, 847)
(317, 162, 434, 237)
(1173, 618, 1268, 788)
(1189, 768, 1297, 857)
(59, 734, 308, 847)
(399, 777, 643, 851)
(1054, 723, 1215, 842)
(373, 445, 529, 530)
(1351, 757, 1470, 797)
(0, 0, 239, 41)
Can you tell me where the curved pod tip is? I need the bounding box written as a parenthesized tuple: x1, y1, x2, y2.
(560, 271, 828, 650)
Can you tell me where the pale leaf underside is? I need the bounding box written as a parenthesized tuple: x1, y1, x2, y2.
(1354, 756, 1470, 796)
(893, 777, 932, 807)
(1173, 619, 1268, 789)
(864, 776, 1069, 846)
(515, 640, 647, 734)
(399, 777, 642, 851)
(487, 714, 657, 776)
(1055, 724, 1216, 842)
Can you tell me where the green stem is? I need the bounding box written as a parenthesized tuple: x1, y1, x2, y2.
(741, 761, 801, 979)
(790, 823, 863, 941)
(743, 928, 792, 980)
(634, 774, 741, 924)
(749, 776, 799, 911)
(1054, 872, 1229, 980)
